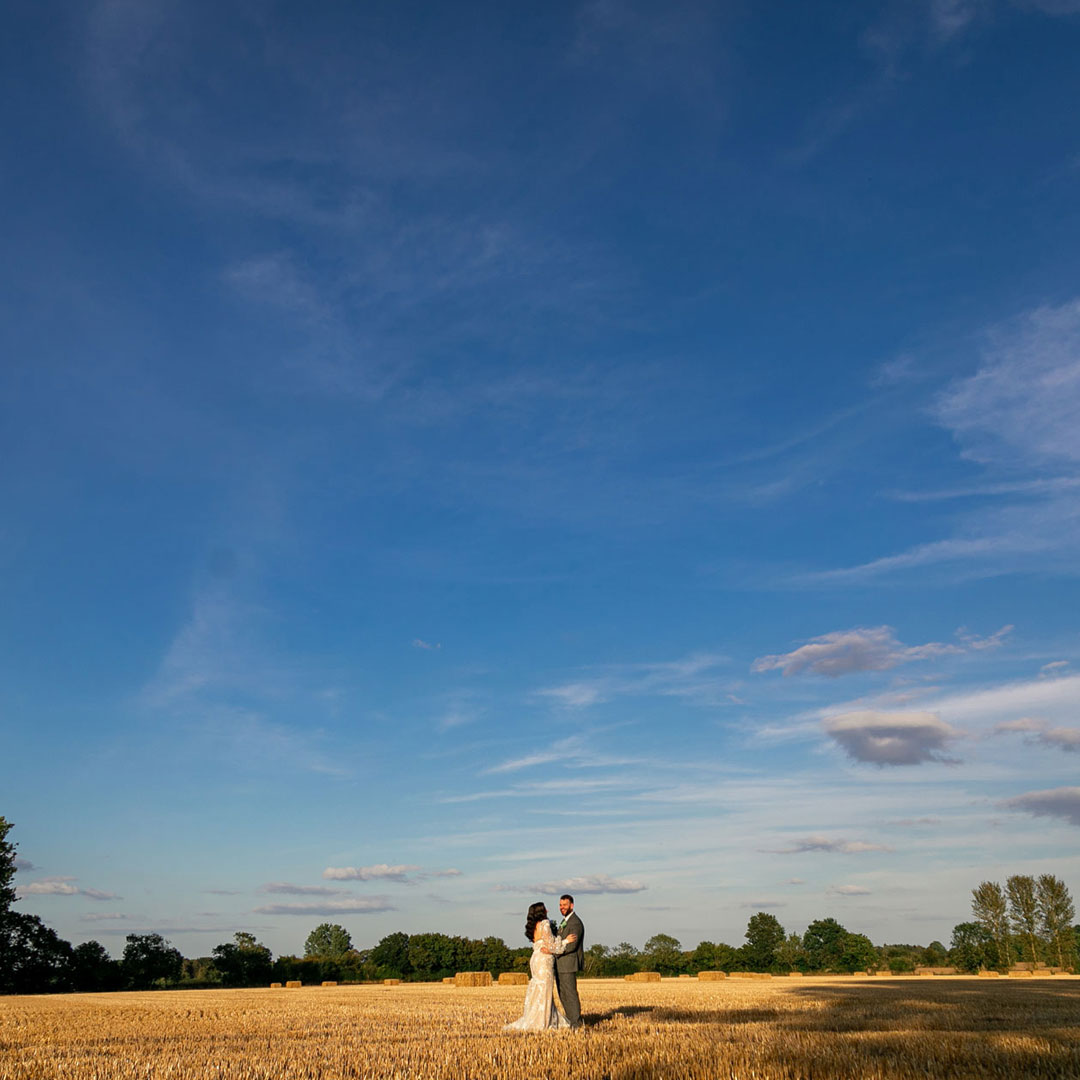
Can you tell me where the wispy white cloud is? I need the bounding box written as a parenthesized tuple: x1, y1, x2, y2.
(752, 626, 962, 678)
(253, 898, 396, 915)
(81, 912, 131, 922)
(260, 882, 350, 896)
(16, 876, 121, 900)
(828, 884, 872, 896)
(13, 857, 35, 871)
(806, 298, 1080, 583)
(322, 864, 421, 883)
(1040, 660, 1070, 676)
(412, 638, 441, 650)
(823, 711, 964, 766)
(994, 717, 1080, 753)
(763, 836, 892, 855)
(537, 652, 735, 709)
(533, 873, 647, 895)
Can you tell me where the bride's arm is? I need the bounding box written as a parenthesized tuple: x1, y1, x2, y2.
(540, 920, 577, 954)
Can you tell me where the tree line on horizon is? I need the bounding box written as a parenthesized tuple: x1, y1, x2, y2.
(3, 816, 1078, 994)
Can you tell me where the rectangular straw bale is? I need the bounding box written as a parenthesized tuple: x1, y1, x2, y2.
(697, 971, 727, 980)
(498, 972, 529, 985)
(1009, 970, 1034, 977)
(978, 970, 1000, 977)
(442, 977, 455, 984)
(270, 982, 282, 988)
(454, 971, 493, 987)
(382, 979, 400, 985)
(285, 981, 302, 988)
(625, 971, 662, 982)
(729, 972, 771, 979)
(322, 981, 338, 987)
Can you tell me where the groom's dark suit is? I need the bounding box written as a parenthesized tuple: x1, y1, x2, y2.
(555, 910, 584, 1029)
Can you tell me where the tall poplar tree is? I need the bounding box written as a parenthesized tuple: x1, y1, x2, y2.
(0, 816, 18, 919)
(1036, 874, 1076, 970)
(971, 880, 1010, 969)
(1007, 875, 1042, 964)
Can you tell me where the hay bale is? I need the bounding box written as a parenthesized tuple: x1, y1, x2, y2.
(978, 970, 1000, 978)
(442, 977, 455, 984)
(697, 971, 727, 981)
(1009, 970, 1034, 978)
(322, 981, 338, 987)
(382, 979, 400, 986)
(625, 972, 662, 982)
(498, 972, 529, 986)
(270, 982, 282, 988)
(729, 972, 771, 979)
(454, 971, 493, 987)
(285, 981, 302, 989)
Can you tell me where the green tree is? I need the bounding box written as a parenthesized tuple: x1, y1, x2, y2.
(583, 943, 609, 977)
(304, 922, 353, 960)
(608, 941, 640, 976)
(802, 918, 848, 972)
(122, 933, 183, 989)
(371, 931, 412, 977)
(71, 941, 123, 992)
(1007, 875, 1041, 964)
(838, 933, 876, 973)
(744, 912, 785, 971)
(643, 933, 683, 975)
(921, 940, 948, 967)
(0, 912, 74, 994)
(776, 932, 806, 972)
(949, 922, 995, 973)
(0, 816, 17, 918)
(1036, 874, 1076, 970)
(971, 881, 1011, 969)
(212, 931, 273, 987)
(690, 940, 734, 973)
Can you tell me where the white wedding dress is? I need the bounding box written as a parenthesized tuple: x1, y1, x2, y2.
(504, 920, 572, 1031)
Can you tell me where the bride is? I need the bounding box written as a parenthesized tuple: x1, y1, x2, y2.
(504, 902, 578, 1031)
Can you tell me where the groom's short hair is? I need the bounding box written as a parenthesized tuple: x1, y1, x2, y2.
(560, 893, 574, 905)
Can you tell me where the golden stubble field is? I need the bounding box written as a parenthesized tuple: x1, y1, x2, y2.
(2, 976, 1079, 1080)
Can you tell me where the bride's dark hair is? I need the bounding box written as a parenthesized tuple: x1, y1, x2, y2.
(524, 902, 548, 942)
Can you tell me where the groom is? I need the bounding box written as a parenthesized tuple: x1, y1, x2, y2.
(555, 893, 584, 1029)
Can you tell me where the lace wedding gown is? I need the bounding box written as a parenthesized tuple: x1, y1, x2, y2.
(504, 921, 572, 1031)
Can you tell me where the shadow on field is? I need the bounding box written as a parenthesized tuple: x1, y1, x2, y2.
(582, 982, 1080, 1076)
(584, 980, 1080, 1035)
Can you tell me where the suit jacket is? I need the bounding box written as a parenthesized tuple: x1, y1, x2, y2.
(556, 911, 584, 973)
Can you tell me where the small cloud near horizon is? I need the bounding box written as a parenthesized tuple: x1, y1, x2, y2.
(253, 898, 395, 915)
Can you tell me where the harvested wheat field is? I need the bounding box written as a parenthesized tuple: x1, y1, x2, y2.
(2, 976, 1079, 1080)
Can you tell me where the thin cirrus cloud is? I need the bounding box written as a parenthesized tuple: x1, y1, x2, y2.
(537, 652, 736, 710)
(16, 876, 121, 901)
(13, 857, 35, 870)
(320, 864, 460, 883)
(752, 625, 1010, 678)
(1001, 787, 1080, 827)
(763, 837, 892, 855)
(817, 299, 1080, 583)
(823, 711, 964, 766)
(252, 898, 396, 916)
(828, 884, 872, 897)
(260, 882, 350, 897)
(532, 874, 647, 895)
(994, 717, 1080, 753)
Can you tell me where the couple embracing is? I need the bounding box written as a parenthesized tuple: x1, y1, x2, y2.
(504, 894, 584, 1032)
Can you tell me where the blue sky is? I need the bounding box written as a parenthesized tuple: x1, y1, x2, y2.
(3, 0, 1080, 959)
